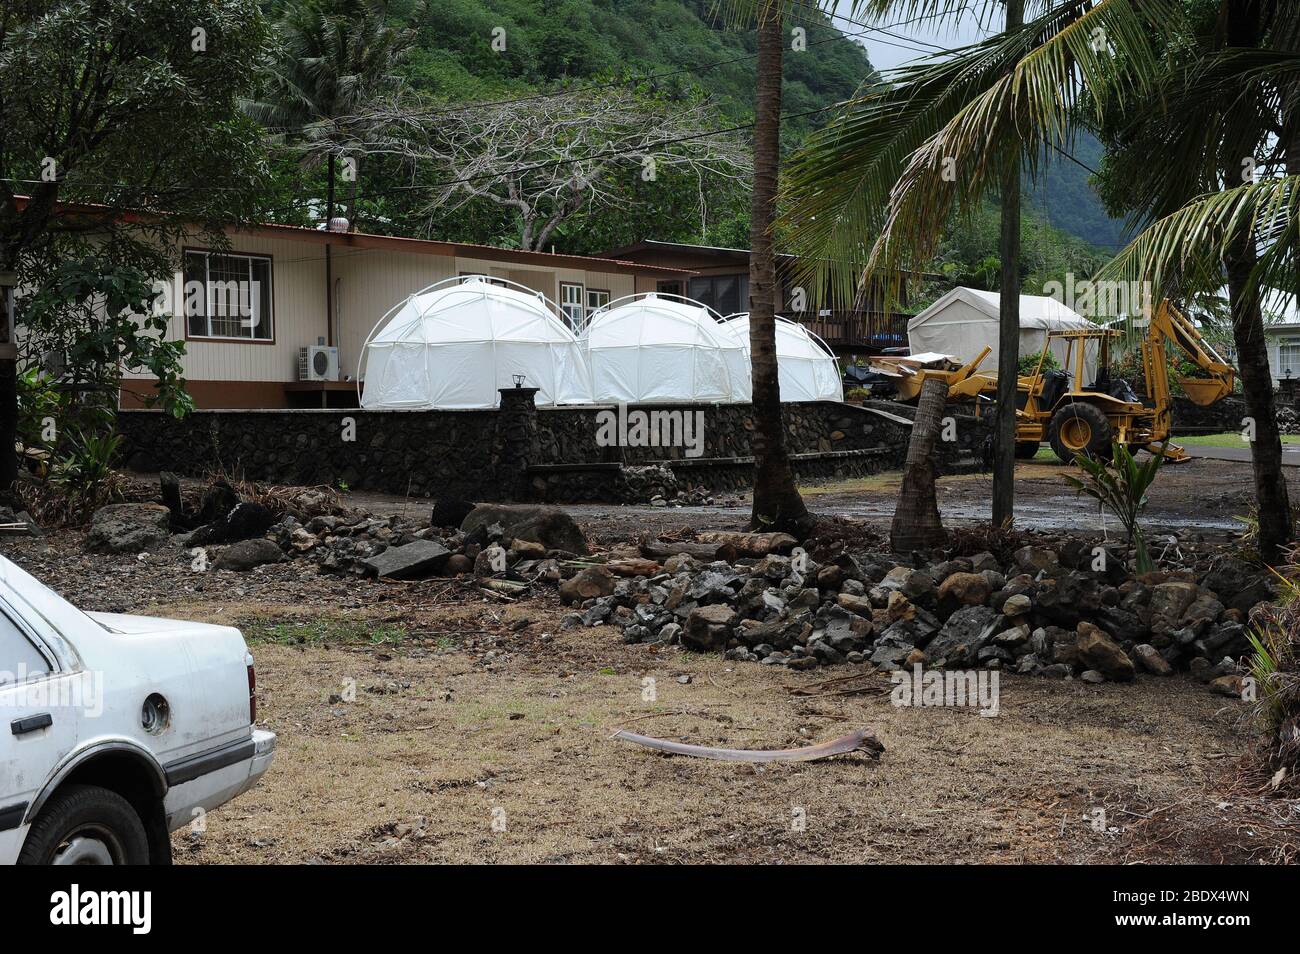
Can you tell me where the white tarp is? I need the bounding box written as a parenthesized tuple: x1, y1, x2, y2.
(907, 287, 1098, 381)
(724, 314, 843, 402)
(359, 277, 593, 409)
(582, 294, 748, 403)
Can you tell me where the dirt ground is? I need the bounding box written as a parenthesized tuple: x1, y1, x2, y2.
(164, 600, 1297, 865)
(4, 457, 1299, 864)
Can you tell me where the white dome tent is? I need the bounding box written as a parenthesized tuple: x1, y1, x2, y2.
(724, 314, 844, 402)
(358, 276, 593, 409)
(581, 293, 749, 403)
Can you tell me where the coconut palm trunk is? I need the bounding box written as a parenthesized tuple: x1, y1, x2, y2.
(1226, 240, 1293, 565)
(991, 0, 1023, 529)
(891, 376, 948, 552)
(748, 3, 811, 534)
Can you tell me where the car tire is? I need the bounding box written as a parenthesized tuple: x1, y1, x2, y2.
(1048, 402, 1113, 463)
(17, 784, 150, 865)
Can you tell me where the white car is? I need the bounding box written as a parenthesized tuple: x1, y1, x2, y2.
(0, 554, 274, 864)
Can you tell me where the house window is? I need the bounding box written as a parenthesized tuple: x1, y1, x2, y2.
(1280, 339, 1300, 378)
(586, 288, 610, 315)
(184, 250, 273, 341)
(656, 280, 684, 297)
(559, 282, 585, 328)
(689, 274, 747, 316)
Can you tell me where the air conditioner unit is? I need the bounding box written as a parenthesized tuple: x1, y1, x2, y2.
(298, 345, 339, 382)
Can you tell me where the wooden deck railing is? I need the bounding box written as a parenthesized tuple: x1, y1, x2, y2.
(798, 311, 909, 351)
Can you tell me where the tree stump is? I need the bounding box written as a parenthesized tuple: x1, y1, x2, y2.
(890, 377, 948, 553)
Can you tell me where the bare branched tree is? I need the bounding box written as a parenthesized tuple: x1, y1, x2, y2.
(335, 90, 750, 250)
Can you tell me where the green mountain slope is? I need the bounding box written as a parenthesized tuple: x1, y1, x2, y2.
(280, 1, 1124, 253)
(394, 0, 1126, 249)
(1027, 133, 1131, 252)
(399, 0, 877, 142)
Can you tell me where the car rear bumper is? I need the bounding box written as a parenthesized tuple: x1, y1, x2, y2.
(162, 729, 276, 832)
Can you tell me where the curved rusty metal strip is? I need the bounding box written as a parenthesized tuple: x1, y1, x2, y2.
(609, 728, 883, 763)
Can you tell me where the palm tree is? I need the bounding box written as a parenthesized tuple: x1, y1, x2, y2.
(748, 2, 814, 533)
(247, 0, 417, 227)
(780, 0, 1175, 525)
(1095, 1, 1300, 562)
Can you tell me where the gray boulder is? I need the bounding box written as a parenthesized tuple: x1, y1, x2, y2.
(213, 538, 284, 572)
(461, 504, 589, 555)
(926, 605, 1000, 667)
(360, 539, 451, 579)
(684, 604, 736, 652)
(86, 504, 171, 554)
(1203, 557, 1273, 613)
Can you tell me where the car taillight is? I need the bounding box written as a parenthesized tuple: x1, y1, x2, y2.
(248, 663, 257, 724)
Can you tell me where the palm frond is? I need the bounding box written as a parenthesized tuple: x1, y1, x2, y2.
(780, 0, 1181, 310)
(1095, 174, 1300, 302)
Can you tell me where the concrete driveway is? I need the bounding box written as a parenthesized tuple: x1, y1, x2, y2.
(1183, 443, 1300, 466)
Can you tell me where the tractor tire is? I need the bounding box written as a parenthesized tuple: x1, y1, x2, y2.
(1048, 403, 1113, 463)
(1014, 441, 1040, 460)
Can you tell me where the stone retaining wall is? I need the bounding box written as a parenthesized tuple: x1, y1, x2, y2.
(1170, 395, 1247, 435)
(117, 396, 995, 503)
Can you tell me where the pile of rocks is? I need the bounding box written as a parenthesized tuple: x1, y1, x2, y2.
(86, 476, 593, 581)
(563, 539, 1272, 691)
(616, 464, 717, 507)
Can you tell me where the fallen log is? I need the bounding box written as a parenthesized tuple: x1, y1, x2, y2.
(609, 727, 883, 763)
(694, 530, 798, 557)
(479, 578, 527, 595)
(639, 540, 737, 562)
(605, 558, 661, 577)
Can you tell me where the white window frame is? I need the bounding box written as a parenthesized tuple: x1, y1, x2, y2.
(586, 288, 610, 315)
(184, 249, 274, 342)
(559, 281, 585, 330)
(1280, 338, 1300, 378)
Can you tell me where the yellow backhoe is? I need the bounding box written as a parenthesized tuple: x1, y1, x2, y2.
(875, 299, 1235, 463)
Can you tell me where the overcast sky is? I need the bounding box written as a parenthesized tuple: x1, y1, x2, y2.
(829, 2, 993, 73)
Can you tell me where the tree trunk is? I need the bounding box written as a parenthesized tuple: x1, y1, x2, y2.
(748, 5, 811, 535)
(891, 377, 948, 553)
(991, 0, 1023, 529)
(1227, 243, 1293, 565)
(0, 277, 15, 500)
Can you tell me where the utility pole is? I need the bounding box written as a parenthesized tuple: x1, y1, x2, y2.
(992, 0, 1024, 529)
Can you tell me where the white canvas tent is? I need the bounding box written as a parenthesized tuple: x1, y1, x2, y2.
(582, 294, 748, 403)
(908, 287, 1098, 381)
(724, 314, 843, 402)
(358, 276, 593, 409)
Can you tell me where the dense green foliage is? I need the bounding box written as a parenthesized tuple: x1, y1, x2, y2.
(255, 0, 1120, 258)
(911, 200, 1112, 311)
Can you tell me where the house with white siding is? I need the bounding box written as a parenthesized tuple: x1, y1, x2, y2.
(118, 221, 691, 409)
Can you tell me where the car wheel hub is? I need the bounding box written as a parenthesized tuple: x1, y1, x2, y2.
(52, 834, 116, 865)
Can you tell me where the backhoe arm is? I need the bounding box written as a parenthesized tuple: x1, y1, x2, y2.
(1146, 299, 1236, 407)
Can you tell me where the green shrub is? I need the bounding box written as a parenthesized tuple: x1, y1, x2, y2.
(1062, 442, 1164, 572)
(1017, 349, 1060, 376)
(1248, 573, 1300, 783)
